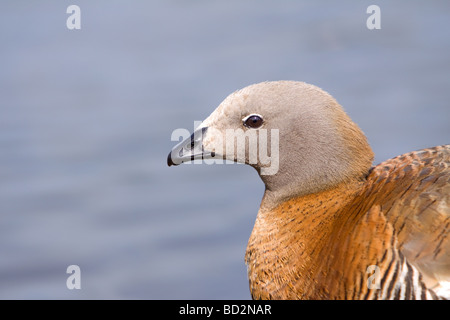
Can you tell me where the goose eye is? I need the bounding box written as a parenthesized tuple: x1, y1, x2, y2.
(243, 115, 263, 129)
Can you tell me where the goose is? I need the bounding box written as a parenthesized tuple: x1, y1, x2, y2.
(167, 81, 449, 300)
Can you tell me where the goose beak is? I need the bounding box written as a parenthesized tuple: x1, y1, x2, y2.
(167, 127, 215, 166)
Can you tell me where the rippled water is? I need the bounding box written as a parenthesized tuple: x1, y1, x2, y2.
(0, 1, 449, 299)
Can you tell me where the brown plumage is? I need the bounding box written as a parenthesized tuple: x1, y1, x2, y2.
(167, 81, 450, 300)
(246, 145, 449, 299)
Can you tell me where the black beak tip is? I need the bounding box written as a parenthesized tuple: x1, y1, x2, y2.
(167, 152, 177, 167)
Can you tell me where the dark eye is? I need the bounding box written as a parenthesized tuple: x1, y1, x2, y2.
(243, 114, 263, 129)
